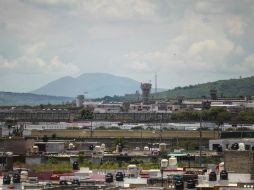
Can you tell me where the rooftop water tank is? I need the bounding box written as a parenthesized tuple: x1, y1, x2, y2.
(159, 143, 166, 152)
(101, 144, 106, 152)
(115, 172, 124, 181)
(128, 164, 137, 171)
(3, 175, 11, 185)
(220, 170, 228, 180)
(209, 171, 217, 181)
(95, 145, 101, 152)
(186, 179, 196, 189)
(32, 146, 39, 153)
(72, 179, 80, 185)
(238, 143, 245, 151)
(89, 145, 94, 151)
(231, 143, 239, 150)
(105, 173, 113, 183)
(175, 180, 184, 190)
(144, 146, 149, 151)
(68, 143, 75, 150)
(72, 161, 79, 170)
(127, 164, 138, 177)
(135, 147, 140, 151)
(20, 171, 28, 182)
(13, 173, 21, 183)
(160, 159, 168, 168)
(169, 156, 177, 169)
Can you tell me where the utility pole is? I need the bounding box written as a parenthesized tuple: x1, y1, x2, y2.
(155, 73, 158, 93)
(199, 115, 202, 167)
(159, 114, 162, 142)
(140, 127, 143, 149)
(90, 120, 93, 138)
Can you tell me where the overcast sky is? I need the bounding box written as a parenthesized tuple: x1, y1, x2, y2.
(0, 0, 254, 92)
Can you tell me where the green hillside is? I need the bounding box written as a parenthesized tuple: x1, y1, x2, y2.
(0, 92, 73, 106)
(155, 76, 254, 99)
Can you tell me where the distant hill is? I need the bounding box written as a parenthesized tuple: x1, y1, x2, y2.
(0, 92, 73, 106)
(31, 73, 143, 98)
(155, 76, 254, 99)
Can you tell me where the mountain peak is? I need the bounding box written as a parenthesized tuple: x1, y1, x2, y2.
(31, 73, 140, 98)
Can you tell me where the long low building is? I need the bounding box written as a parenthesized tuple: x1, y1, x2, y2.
(209, 138, 254, 151)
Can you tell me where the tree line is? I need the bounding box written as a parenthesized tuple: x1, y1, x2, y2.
(171, 107, 254, 124)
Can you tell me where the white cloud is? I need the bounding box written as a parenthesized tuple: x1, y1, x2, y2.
(0, 56, 17, 69)
(124, 60, 150, 71)
(188, 40, 217, 55)
(0, 41, 80, 76)
(0, 55, 80, 75)
(233, 45, 245, 55)
(226, 17, 247, 36)
(71, 0, 157, 20)
(124, 9, 237, 75)
(241, 53, 254, 70)
(30, 0, 158, 21)
(194, 1, 226, 14)
(25, 42, 47, 56)
(47, 56, 80, 74)
(29, 0, 76, 5)
(87, 25, 134, 40)
(188, 39, 234, 59)
(0, 0, 254, 91)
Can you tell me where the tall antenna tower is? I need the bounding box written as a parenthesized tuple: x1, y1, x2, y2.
(155, 73, 157, 93)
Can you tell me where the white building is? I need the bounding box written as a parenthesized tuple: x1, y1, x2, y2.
(25, 123, 68, 130)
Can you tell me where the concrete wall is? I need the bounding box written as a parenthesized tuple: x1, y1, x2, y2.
(0, 138, 34, 155)
(31, 129, 219, 139)
(224, 150, 254, 179)
(26, 156, 43, 166)
(46, 142, 65, 153)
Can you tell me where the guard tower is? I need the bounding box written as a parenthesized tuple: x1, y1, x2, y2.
(210, 89, 217, 100)
(76, 95, 85, 107)
(141, 83, 152, 105)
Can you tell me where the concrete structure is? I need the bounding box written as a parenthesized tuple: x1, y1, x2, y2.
(25, 156, 44, 166)
(93, 103, 122, 113)
(34, 142, 66, 153)
(141, 83, 152, 105)
(224, 150, 254, 180)
(0, 138, 34, 155)
(46, 142, 65, 153)
(76, 95, 85, 107)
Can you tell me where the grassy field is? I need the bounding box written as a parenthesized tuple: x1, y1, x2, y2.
(31, 129, 219, 139)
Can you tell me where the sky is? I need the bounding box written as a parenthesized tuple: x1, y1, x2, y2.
(0, 0, 254, 92)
